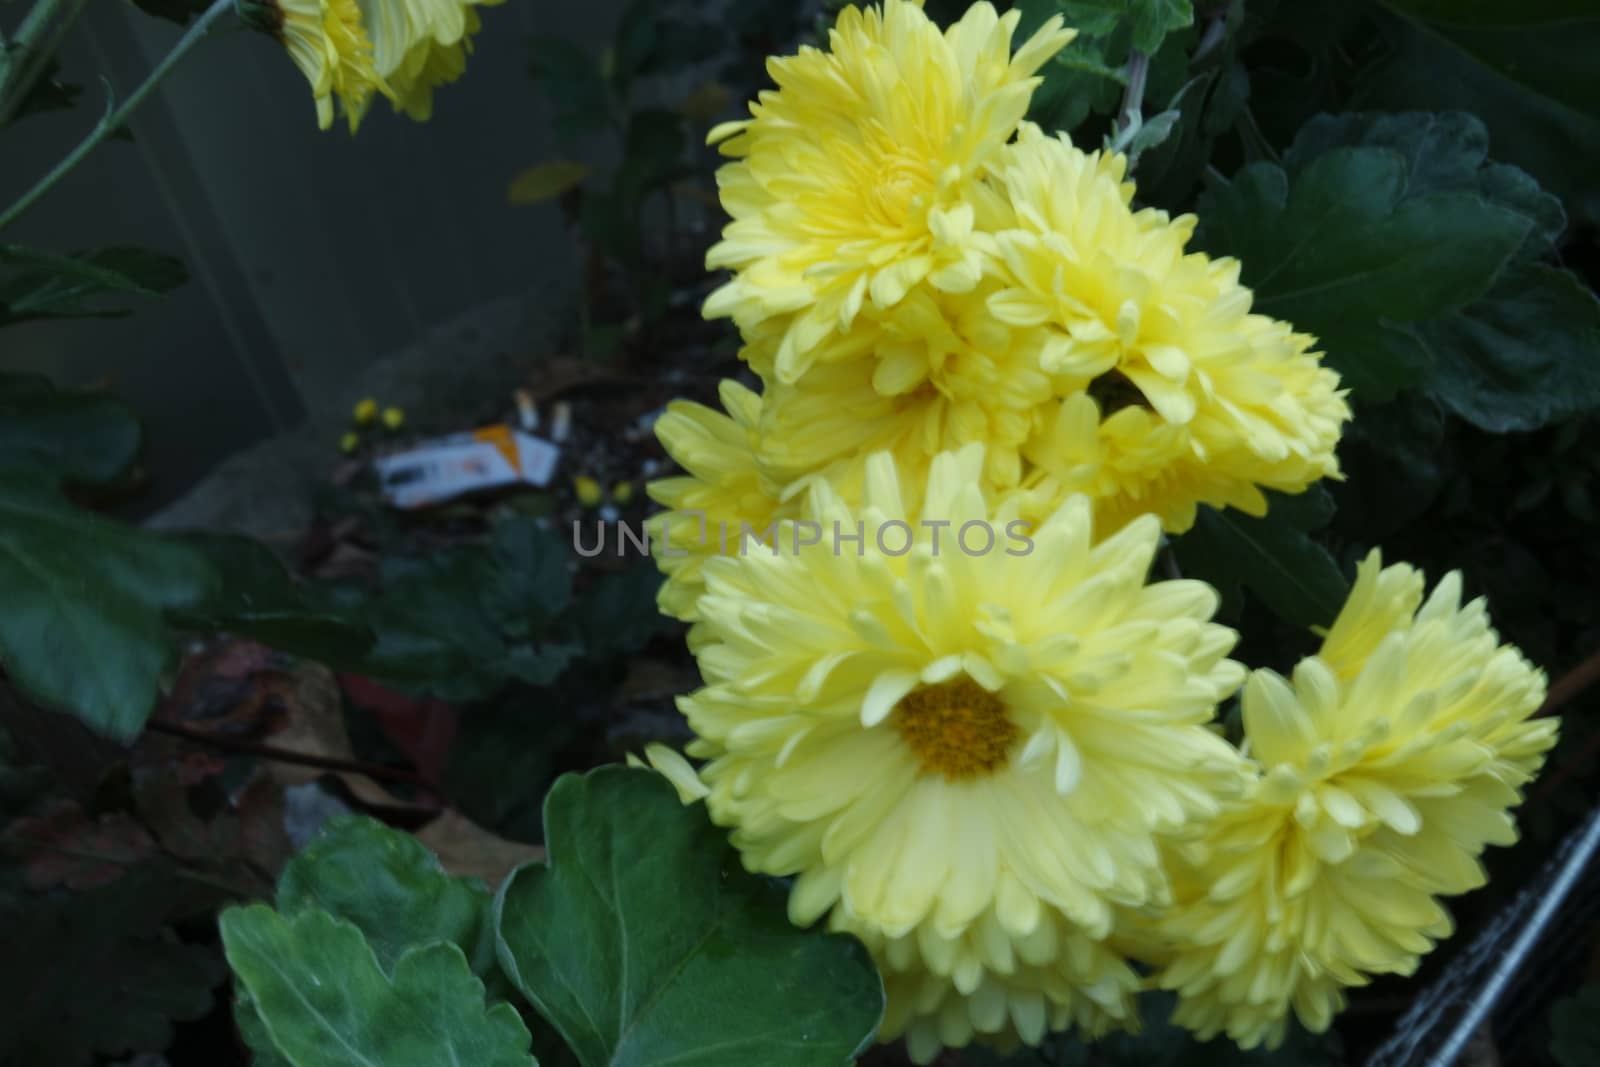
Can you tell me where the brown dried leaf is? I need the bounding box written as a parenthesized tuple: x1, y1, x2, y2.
(413, 809, 543, 888)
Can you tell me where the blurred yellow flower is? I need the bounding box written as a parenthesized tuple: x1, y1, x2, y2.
(381, 406, 405, 429)
(358, 0, 505, 123)
(352, 396, 380, 424)
(339, 431, 361, 454)
(1151, 551, 1557, 1049)
(610, 480, 635, 505)
(573, 474, 604, 508)
(269, 0, 389, 131)
(703, 0, 1073, 382)
(676, 445, 1249, 1059)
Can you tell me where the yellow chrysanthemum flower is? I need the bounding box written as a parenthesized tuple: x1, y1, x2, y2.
(646, 380, 790, 622)
(675, 445, 1250, 1059)
(703, 0, 1074, 382)
(359, 0, 504, 123)
(745, 278, 1062, 490)
(1150, 551, 1557, 1049)
(270, 0, 389, 131)
(988, 125, 1350, 532)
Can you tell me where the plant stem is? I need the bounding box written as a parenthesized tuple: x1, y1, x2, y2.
(1107, 50, 1151, 165)
(0, 0, 89, 127)
(1116, 49, 1149, 138)
(0, 0, 234, 233)
(147, 718, 432, 789)
(1190, 12, 1229, 67)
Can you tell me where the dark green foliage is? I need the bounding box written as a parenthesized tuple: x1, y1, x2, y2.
(0, 245, 186, 326)
(0, 372, 141, 485)
(1175, 488, 1348, 630)
(494, 768, 885, 1067)
(0, 474, 215, 741)
(222, 907, 537, 1067)
(169, 534, 376, 664)
(0, 865, 225, 1067)
(1550, 984, 1600, 1067)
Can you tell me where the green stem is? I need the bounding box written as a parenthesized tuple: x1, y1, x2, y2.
(0, 0, 235, 233)
(0, 0, 89, 126)
(1107, 50, 1150, 164)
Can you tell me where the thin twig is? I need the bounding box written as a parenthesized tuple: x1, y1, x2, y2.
(1524, 643, 1600, 807)
(146, 719, 428, 788)
(1540, 642, 1600, 717)
(0, 0, 233, 231)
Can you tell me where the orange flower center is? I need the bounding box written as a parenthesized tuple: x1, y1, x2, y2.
(893, 677, 1017, 780)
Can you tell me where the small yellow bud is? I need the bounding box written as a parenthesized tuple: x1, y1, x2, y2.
(574, 475, 604, 508)
(353, 397, 379, 425)
(611, 481, 635, 505)
(382, 407, 405, 430)
(339, 431, 360, 454)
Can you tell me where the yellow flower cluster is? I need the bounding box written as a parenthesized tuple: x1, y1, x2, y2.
(653, 0, 1349, 620)
(639, 0, 1557, 1061)
(255, 0, 501, 132)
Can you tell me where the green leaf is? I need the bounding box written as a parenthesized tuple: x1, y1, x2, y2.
(564, 562, 664, 662)
(0, 245, 186, 326)
(1418, 262, 1600, 431)
(1173, 489, 1349, 630)
(487, 517, 573, 635)
(167, 533, 374, 663)
(0, 372, 141, 484)
(235, 989, 294, 1067)
(221, 906, 536, 1067)
(1279, 112, 1600, 429)
(1329, 396, 1448, 540)
(1550, 984, 1600, 1067)
(1378, 0, 1600, 122)
(334, 543, 578, 701)
(0, 865, 224, 1067)
(1125, 0, 1194, 55)
(1126, 107, 1182, 158)
(1285, 111, 1567, 257)
(0, 474, 214, 741)
(277, 815, 494, 973)
(529, 38, 612, 141)
(635, 19, 726, 75)
(1352, 10, 1600, 225)
(1027, 0, 1194, 54)
(234, 817, 504, 1065)
(508, 161, 592, 206)
(1027, 35, 1126, 133)
(444, 697, 578, 842)
(233, 991, 292, 1067)
(1195, 147, 1532, 399)
(616, 109, 688, 210)
(494, 766, 884, 1067)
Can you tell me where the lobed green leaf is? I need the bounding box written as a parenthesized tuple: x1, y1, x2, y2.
(494, 766, 884, 1067)
(221, 906, 536, 1067)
